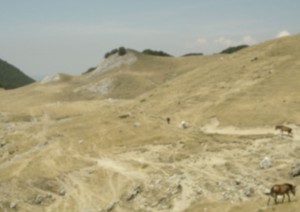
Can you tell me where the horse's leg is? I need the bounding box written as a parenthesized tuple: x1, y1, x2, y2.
(267, 196, 271, 205)
(287, 193, 291, 202)
(282, 194, 285, 203)
(274, 195, 278, 204)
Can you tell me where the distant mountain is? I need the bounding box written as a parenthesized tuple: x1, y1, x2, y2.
(0, 58, 35, 89)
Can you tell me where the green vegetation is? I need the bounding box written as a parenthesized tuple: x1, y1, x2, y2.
(182, 53, 203, 57)
(83, 66, 97, 75)
(220, 45, 249, 54)
(104, 49, 118, 58)
(0, 58, 35, 89)
(104, 47, 127, 59)
(142, 49, 172, 57)
(118, 47, 127, 56)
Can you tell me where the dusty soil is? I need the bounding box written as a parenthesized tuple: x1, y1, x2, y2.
(0, 35, 300, 212)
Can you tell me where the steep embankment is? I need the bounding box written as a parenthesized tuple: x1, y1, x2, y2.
(0, 35, 300, 212)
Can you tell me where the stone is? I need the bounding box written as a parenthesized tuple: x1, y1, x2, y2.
(106, 201, 118, 212)
(10, 202, 17, 209)
(244, 187, 254, 197)
(180, 121, 189, 129)
(126, 186, 142, 201)
(290, 161, 300, 177)
(34, 195, 44, 204)
(259, 156, 272, 169)
(118, 113, 130, 119)
(58, 188, 66, 196)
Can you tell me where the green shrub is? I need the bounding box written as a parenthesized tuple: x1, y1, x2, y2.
(118, 47, 127, 56)
(220, 45, 248, 54)
(104, 52, 111, 59)
(104, 47, 127, 59)
(142, 49, 172, 57)
(104, 48, 118, 59)
(82, 66, 97, 75)
(182, 53, 203, 57)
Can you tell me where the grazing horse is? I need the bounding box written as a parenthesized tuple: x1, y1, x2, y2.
(275, 125, 292, 136)
(266, 183, 296, 205)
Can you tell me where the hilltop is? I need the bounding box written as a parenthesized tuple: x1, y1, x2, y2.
(0, 34, 300, 212)
(0, 58, 35, 89)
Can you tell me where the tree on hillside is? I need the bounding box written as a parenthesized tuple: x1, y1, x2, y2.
(118, 47, 127, 56)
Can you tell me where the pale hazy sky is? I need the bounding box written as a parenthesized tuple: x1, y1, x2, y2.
(0, 0, 299, 80)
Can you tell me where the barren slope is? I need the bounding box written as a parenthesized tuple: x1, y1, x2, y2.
(0, 35, 300, 212)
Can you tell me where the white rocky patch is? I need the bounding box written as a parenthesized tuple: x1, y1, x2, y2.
(87, 51, 137, 79)
(73, 79, 113, 94)
(40, 73, 62, 84)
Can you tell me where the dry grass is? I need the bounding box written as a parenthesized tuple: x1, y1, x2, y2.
(0, 34, 300, 211)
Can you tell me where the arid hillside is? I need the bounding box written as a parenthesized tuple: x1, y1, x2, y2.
(0, 34, 300, 212)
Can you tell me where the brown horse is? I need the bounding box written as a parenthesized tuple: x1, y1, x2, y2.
(275, 125, 292, 136)
(266, 183, 296, 205)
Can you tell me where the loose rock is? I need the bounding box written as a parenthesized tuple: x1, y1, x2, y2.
(290, 160, 300, 177)
(34, 195, 44, 204)
(259, 156, 272, 169)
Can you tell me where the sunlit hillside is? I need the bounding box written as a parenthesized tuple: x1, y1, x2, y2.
(0, 34, 300, 212)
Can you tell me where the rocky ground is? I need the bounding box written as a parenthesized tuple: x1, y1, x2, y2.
(0, 107, 299, 212)
(0, 34, 300, 211)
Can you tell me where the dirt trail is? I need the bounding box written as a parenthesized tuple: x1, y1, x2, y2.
(201, 118, 275, 135)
